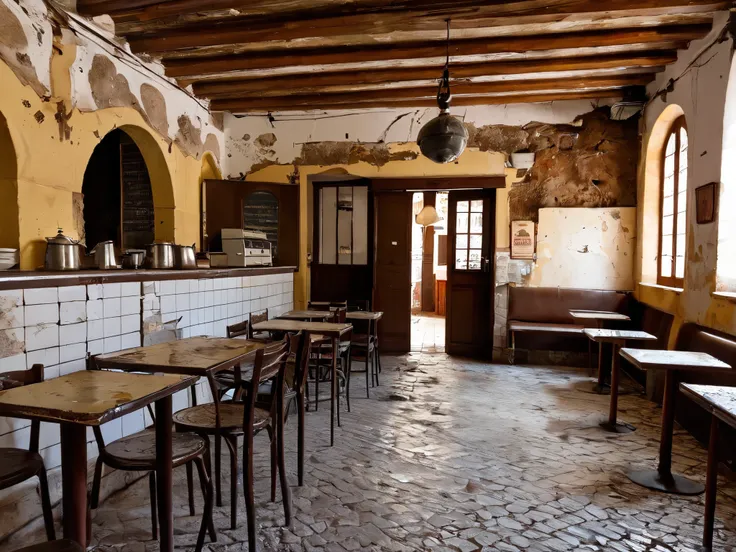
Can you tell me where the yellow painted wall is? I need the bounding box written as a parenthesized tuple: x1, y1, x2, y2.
(0, 50, 218, 269)
(243, 143, 508, 308)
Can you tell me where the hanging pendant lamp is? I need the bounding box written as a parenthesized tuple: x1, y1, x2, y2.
(417, 20, 468, 164)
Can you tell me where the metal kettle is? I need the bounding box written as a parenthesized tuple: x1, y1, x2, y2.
(90, 241, 118, 270)
(44, 229, 82, 271)
(174, 244, 197, 270)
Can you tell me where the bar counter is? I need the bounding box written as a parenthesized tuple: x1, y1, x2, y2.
(0, 265, 296, 290)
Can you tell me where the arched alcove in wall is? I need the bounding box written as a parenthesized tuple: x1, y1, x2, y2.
(82, 125, 175, 251)
(0, 111, 20, 251)
(642, 104, 686, 284)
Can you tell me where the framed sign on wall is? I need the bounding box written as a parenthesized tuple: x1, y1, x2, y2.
(511, 220, 535, 259)
(695, 182, 718, 224)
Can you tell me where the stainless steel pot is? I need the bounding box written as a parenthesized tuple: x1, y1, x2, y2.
(145, 242, 174, 269)
(122, 249, 146, 269)
(91, 241, 117, 270)
(44, 229, 82, 271)
(174, 244, 197, 270)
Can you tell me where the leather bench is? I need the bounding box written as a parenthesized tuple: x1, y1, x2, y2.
(507, 287, 631, 364)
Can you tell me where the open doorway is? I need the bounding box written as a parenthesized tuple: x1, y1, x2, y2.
(410, 191, 448, 353)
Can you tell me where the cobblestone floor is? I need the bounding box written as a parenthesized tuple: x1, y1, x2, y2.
(21, 354, 736, 550)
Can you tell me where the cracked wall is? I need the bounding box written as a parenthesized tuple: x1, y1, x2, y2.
(0, 0, 223, 267)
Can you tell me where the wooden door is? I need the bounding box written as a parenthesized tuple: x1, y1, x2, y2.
(374, 192, 412, 353)
(446, 190, 495, 357)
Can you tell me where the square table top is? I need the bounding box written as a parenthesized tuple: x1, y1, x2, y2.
(584, 329, 657, 343)
(346, 311, 383, 321)
(620, 348, 732, 373)
(569, 310, 631, 321)
(0, 370, 195, 425)
(253, 319, 352, 338)
(95, 336, 264, 375)
(680, 384, 736, 427)
(279, 310, 332, 320)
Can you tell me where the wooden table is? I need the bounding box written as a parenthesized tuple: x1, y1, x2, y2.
(0, 370, 195, 550)
(345, 311, 383, 321)
(279, 310, 332, 321)
(95, 337, 264, 507)
(583, 329, 656, 433)
(680, 384, 736, 550)
(253, 319, 352, 446)
(571, 310, 632, 392)
(620, 348, 731, 495)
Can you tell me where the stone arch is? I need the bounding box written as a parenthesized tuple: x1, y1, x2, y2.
(641, 104, 686, 284)
(118, 124, 176, 243)
(0, 111, 19, 250)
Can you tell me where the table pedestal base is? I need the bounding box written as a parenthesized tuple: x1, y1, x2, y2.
(627, 469, 704, 495)
(599, 420, 635, 433)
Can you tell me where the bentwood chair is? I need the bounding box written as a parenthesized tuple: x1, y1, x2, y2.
(172, 338, 290, 532)
(0, 364, 55, 542)
(349, 316, 379, 398)
(239, 338, 292, 550)
(248, 309, 272, 342)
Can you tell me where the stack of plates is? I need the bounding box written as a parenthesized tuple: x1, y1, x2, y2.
(0, 248, 19, 270)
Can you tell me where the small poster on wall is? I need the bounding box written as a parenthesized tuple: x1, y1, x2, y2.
(511, 220, 535, 259)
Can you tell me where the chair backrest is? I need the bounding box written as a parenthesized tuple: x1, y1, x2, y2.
(227, 320, 249, 338)
(244, 337, 290, 426)
(0, 364, 43, 452)
(248, 309, 269, 337)
(328, 307, 347, 323)
(286, 332, 309, 395)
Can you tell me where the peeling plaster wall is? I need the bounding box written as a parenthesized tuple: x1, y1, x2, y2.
(0, 0, 224, 268)
(224, 100, 638, 314)
(637, 12, 736, 340)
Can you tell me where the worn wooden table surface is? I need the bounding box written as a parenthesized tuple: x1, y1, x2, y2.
(570, 310, 631, 322)
(279, 310, 332, 320)
(253, 319, 352, 339)
(95, 336, 264, 376)
(621, 349, 731, 372)
(0, 370, 195, 552)
(345, 311, 383, 321)
(584, 329, 656, 343)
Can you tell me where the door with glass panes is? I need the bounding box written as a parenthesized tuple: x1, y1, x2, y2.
(446, 190, 495, 357)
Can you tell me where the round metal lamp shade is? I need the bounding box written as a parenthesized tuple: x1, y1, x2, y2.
(417, 112, 469, 164)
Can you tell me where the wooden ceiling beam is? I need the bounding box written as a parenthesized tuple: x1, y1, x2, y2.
(161, 26, 706, 77)
(191, 52, 675, 98)
(208, 75, 648, 110)
(215, 89, 626, 113)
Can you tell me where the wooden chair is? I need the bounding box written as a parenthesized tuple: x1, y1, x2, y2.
(86, 356, 215, 552)
(349, 317, 379, 398)
(239, 338, 292, 551)
(0, 365, 55, 542)
(172, 338, 290, 531)
(308, 307, 352, 417)
(248, 309, 272, 342)
(89, 430, 215, 552)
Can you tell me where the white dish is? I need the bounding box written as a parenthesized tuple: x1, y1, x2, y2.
(0, 260, 17, 270)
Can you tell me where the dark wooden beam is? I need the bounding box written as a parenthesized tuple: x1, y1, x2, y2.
(161, 26, 707, 77)
(206, 74, 651, 108)
(191, 52, 674, 97)
(212, 89, 625, 112)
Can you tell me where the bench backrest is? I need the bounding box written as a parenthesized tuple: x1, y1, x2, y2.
(508, 287, 630, 324)
(676, 322, 736, 369)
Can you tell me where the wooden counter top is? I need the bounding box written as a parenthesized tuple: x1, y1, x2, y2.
(0, 265, 296, 290)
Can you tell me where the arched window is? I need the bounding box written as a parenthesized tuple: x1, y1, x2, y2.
(659, 116, 688, 287)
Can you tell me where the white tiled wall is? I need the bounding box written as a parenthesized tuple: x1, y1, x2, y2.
(0, 271, 294, 473)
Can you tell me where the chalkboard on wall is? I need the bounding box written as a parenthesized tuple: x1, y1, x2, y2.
(243, 191, 279, 259)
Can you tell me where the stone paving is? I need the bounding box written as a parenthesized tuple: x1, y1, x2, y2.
(11, 354, 736, 551)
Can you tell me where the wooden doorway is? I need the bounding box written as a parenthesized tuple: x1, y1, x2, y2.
(373, 192, 412, 352)
(446, 190, 496, 357)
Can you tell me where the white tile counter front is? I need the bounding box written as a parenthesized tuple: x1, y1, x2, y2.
(0, 271, 294, 474)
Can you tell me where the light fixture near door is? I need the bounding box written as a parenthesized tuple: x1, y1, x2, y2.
(417, 19, 469, 164)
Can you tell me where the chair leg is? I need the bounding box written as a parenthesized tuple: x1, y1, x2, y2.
(242, 419, 256, 551)
(266, 425, 276, 502)
(193, 456, 216, 551)
(276, 402, 292, 526)
(344, 356, 351, 414)
(198, 444, 217, 542)
(215, 433, 222, 507)
(90, 456, 104, 510)
(315, 358, 320, 411)
(297, 390, 305, 487)
(223, 435, 238, 530)
(374, 349, 380, 387)
(37, 468, 56, 541)
(365, 350, 370, 398)
(186, 461, 196, 516)
(149, 471, 158, 540)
